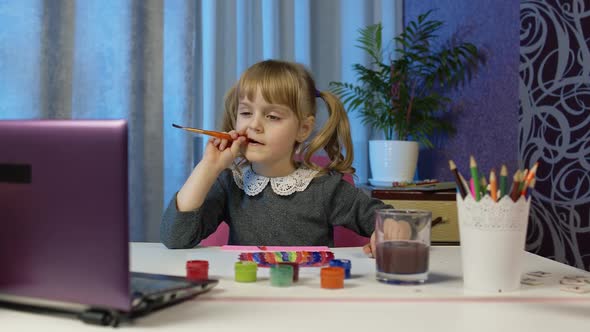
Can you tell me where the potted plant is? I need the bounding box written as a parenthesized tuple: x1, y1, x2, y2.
(330, 10, 484, 185)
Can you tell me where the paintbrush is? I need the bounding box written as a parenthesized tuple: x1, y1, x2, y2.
(172, 123, 235, 140)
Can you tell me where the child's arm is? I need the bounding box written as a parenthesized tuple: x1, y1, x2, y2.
(326, 176, 392, 255)
(160, 174, 228, 248)
(176, 132, 246, 211)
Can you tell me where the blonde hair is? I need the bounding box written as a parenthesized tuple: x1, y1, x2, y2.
(221, 59, 354, 175)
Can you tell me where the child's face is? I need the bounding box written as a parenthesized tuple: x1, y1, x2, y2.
(236, 89, 311, 176)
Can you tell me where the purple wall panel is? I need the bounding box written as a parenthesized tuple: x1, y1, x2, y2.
(405, 1, 590, 270)
(519, 0, 590, 270)
(405, 1, 521, 181)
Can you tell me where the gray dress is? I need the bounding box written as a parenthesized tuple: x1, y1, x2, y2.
(160, 168, 391, 248)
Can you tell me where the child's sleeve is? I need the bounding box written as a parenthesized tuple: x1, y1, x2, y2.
(327, 177, 393, 237)
(159, 171, 230, 249)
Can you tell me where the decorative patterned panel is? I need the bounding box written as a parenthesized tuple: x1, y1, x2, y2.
(520, 0, 590, 270)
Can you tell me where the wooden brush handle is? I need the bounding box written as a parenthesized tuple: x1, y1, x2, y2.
(182, 127, 233, 140)
(172, 123, 233, 140)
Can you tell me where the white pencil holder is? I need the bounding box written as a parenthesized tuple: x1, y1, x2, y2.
(457, 193, 531, 293)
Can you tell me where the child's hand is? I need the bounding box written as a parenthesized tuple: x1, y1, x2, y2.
(362, 232, 376, 258)
(202, 130, 246, 171)
(362, 220, 412, 258)
(177, 130, 247, 212)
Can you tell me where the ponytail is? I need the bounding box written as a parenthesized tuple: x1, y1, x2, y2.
(300, 91, 355, 175)
(221, 84, 238, 132)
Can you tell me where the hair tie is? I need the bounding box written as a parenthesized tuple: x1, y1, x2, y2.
(315, 89, 321, 98)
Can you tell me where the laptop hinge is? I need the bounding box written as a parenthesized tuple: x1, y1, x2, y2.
(0, 298, 124, 327)
(78, 308, 121, 327)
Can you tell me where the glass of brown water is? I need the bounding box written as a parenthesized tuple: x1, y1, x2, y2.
(374, 209, 432, 284)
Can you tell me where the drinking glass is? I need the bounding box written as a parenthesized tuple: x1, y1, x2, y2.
(374, 209, 432, 284)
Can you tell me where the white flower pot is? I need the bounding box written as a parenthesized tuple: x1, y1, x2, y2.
(368, 140, 419, 186)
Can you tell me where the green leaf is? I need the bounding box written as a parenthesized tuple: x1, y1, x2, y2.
(329, 10, 484, 148)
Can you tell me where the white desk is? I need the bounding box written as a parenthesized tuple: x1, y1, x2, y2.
(3, 243, 590, 331)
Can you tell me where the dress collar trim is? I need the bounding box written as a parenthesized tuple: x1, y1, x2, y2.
(232, 164, 319, 196)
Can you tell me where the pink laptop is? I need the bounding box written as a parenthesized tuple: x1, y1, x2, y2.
(0, 119, 217, 326)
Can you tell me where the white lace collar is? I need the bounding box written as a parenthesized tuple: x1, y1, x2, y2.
(232, 164, 319, 196)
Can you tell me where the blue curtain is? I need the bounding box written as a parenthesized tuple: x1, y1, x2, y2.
(0, 0, 402, 241)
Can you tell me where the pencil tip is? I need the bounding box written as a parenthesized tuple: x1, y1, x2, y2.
(501, 164, 508, 175)
(172, 123, 182, 128)
(448, 160, 456, 170)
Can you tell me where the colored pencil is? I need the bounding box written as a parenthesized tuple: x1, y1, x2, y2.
(509, 170, 522, 202)
(521, 162, 539, 196)
(459, 173, 469, 195)
(448, 160, 468, 199)
(469, 178, 476, 199)
(480, 175, 488, 196)
(470, 156, 481, 201)
(490, 169, 498, 202)
(519, 169, 529, 192)
(499, 165, 508, 200)
(525, 178, 536, 199)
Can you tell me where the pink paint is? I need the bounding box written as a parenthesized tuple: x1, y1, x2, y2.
(199, 296, 590, 304)
(222, 245, 331, 252)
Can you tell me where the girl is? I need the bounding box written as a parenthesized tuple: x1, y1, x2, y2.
(160, 60, 389, 254)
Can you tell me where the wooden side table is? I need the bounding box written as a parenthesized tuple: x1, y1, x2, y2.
(363, 186, 459, 245)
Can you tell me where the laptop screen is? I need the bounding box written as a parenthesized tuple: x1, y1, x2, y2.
(0, 120, 131, 311)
